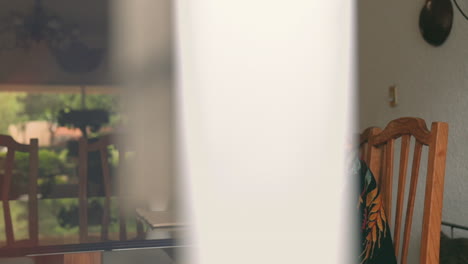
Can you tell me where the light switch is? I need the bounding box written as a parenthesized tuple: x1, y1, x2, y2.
(389, 85, 397, 107)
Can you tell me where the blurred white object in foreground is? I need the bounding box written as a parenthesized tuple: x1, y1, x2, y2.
(175, 0, 357, 264)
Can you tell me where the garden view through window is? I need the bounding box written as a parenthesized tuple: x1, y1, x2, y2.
(0, 91, 142, 246)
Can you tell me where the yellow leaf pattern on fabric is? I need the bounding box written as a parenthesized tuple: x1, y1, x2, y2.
(366, 188, 378, 207)
(377, 215, 383, 232)
(370, 203, 379, 213)
(359, 172, 390, 263)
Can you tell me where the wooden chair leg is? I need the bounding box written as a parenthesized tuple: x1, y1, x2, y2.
(137, 220, 145, 239)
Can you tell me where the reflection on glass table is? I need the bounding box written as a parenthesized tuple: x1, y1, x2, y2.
(0, 197, 186, 263)
(0, 198, 141, 247)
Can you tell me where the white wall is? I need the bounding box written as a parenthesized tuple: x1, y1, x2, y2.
(359, 0, 468, 262)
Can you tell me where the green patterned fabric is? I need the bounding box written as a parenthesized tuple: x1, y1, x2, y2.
(357, 159, 397, 264)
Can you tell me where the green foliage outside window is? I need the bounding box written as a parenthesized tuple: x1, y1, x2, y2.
(0, 149, 74, 198)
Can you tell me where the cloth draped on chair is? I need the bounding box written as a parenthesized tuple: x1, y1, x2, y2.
(355, 158, 397, 264)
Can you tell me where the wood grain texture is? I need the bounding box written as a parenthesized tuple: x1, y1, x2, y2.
(78, 137, 89, 243)
(369, 130, 383, 184)
(34, 255, 65, 264)
(361, 117, 449, 264)
(419, 122, 448, 264)
(29, 138, 39, 245)
(360, 127, 380, 145)
(360, 127, 382, 183)
(0, 135, 37, 152)
(359, 142, 366, 161)
(380, 145, 387, 193)
(3, 149, 15, 245)
(100, 147, 111, 241)
(63, 252, 102, 264)
(0, 135, 39, 248)
(78, 135, 134, 242)
(393, 135, 410, 258)
(370, 117, 432, 146)
(401, 141, 423, 264)
(117, 142, 127, 241)
(384, 139, 395, 228)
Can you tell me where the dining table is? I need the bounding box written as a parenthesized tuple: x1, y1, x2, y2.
(0, 239, 182, 264)
(0, 197, 187, 264)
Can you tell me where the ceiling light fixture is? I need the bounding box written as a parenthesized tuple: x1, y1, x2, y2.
(0, 0, 104, 73)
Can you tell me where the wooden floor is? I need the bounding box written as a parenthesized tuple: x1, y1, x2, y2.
(34, 252, 102, 264)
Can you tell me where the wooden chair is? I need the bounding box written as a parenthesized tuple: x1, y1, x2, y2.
(78, 135, 144, 243)
(0, 135, 38, 248)
(359, 117, 448, 264)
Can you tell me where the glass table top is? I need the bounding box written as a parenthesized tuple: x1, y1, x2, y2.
(0, 197, 186, 257)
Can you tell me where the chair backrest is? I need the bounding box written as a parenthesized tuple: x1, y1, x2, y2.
(0, 135, 38, 247)
(78, 135, 115, 242)
(359, 117, 448, 264)
(78, 135, 143, 243)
